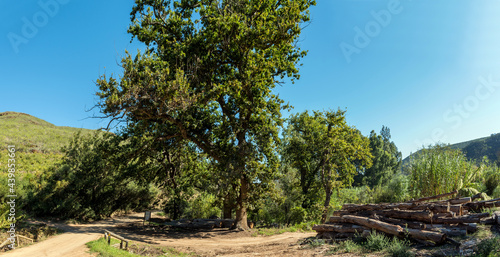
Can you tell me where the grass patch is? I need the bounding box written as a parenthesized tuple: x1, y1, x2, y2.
(325, 232, 414, 257)
(86, 237, 197, 257)
(252, 222, 314, 236)
(474, 236, 500, 257)
(86, 238, 141, 257)
(473, 224, 493, 239)
(327, 240, 363, 254)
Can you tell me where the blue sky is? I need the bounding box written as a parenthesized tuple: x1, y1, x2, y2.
(2, 0, 500, 158)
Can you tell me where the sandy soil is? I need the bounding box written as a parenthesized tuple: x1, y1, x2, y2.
(0, 212, 321, 257)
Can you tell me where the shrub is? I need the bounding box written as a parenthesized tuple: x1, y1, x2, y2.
(364, 231, 390, 251)
(289, 206, 307, 224)
(185, 192, 221, 219)
(373, 174, 410, 203)
(387, 238, 414, 257)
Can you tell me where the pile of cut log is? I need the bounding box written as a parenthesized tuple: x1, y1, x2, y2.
(313, 191, 500, 245)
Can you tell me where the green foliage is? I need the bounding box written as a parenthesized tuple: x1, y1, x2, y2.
(372, 174, 410, 203)
(355, 127, 402, 188)
(251, 165, 316, 225)
(328, 240, 363, 254)
(459, 187, 480, 197)
(87, 237, 196, 257)
(481, 162, 500, 196)
(185, 192, 221, 219)
(408, 145, 481, 198)
(386, 238, 414, 257)
(327, 234, 413, 256)
(252, 222, 314, 236)
(474, 237, 500, 257)
(27, 132, 158, 220)
(473, 224, 493, 239)
(364, 231, 390, 251)
(86, 238, 143, 257)
(96, 0, 316, 229)
(463, 133, 500, 165)
(283, 110, 373, 222)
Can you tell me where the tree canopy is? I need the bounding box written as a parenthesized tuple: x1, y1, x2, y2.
(283, 110, 373, 223)
(96, 0, 315, 230)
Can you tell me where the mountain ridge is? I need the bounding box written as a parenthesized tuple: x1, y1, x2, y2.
(403, 133, 500, 165)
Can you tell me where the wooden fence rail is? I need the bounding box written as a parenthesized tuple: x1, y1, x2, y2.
(103, 229, 128, 250)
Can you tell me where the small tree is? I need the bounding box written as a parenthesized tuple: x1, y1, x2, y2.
(355, 127, 401, 188)
(283, 110, 372, 223)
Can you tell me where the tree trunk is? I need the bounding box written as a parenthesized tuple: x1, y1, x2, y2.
(341, 215, 446, 244)
(223, 193, 233, 219)
(321, 184, 333, 224)
(233, 175, 249, 230)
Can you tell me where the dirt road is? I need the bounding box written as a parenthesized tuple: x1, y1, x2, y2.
(0, 214, 139, 257)
(1, 213, 319, 257)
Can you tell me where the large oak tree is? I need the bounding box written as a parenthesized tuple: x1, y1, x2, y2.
(95, 0, 315, 230)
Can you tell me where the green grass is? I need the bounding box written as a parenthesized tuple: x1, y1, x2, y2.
(0, 112, 94, 153)
(474, 236, 500, 257)
(86, 238, 142, 257)
(327, 240, 363, 254)
(473, 224, 493, 240)
(326, 232, 414, 257)
(251, 222, 314, 236)
(86, 237, 197, 257)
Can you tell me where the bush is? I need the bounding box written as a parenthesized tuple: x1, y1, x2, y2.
(459, 187, 480, 197)
(364, 231, 390, 251)
(185, 192, 221, 219)
(387, 238, 414, 257)
(373, 174, 410, 203)
(492, 187, 500, 198)
(289, 206, 307, 224)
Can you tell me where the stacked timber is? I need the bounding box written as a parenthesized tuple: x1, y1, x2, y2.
(313, 191, 500, 245)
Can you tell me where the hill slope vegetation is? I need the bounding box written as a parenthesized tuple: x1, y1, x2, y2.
(0, 111, 94, 153)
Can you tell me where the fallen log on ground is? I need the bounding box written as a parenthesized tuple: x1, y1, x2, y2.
(432, 213, 490, 224)
(340, 215, 404, 236)
(340, 202, 462, 216)
(336, 215, 447, 244)
(464, 198, 500, 211)
(408, 191, 458, 203)
(312, 224, 367, 233)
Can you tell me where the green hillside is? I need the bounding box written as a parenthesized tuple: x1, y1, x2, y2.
(404, 133, 500, 165)
(0, 112, 94, 153)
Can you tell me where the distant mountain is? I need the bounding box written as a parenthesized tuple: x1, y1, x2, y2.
(403, 133, 500, 165)
(0, 112, 94, 153)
